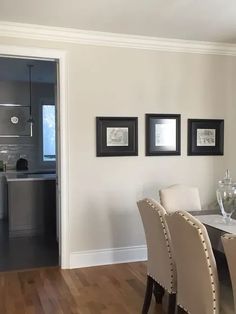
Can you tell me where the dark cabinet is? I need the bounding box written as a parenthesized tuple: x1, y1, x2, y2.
(8, 179, 56, 237)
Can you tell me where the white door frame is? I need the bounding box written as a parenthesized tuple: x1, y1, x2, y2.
(0, 44, 69, 268)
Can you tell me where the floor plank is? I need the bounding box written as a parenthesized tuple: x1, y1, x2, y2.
(0, 262, 163, 314)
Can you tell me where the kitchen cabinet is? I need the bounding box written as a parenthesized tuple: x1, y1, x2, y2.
(7, 174, 56, 237)
(0, 174, 7, 219)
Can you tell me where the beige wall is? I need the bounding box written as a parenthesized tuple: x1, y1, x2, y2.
(0, 36, 235, 258)
(220, 62, 236, 182)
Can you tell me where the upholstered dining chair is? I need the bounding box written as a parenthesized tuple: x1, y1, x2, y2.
(166, 211, 234, 314)
(137, 198, 176, 314)
(222, 234, 236, 313)
(159, 184, 202, 213)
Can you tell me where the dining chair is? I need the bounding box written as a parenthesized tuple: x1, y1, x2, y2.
(166, 211, 234, 314)
(159, 184, 201, 213)
(137, 198, 176, 314)
(221, 234, 236, 313)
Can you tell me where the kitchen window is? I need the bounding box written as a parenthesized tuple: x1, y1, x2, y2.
(42, 104, 56, 162)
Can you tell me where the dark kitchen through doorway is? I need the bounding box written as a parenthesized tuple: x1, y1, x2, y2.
(0, 56, 59, 271)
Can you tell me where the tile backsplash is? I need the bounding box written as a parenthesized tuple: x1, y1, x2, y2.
(0, 144, 37, 170)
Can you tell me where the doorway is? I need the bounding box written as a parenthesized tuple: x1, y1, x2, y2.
(0, 48, 68, 270)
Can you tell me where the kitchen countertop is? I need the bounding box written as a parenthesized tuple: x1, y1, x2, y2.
(0, 169, 56, 175)
(5, 173, 56, 182)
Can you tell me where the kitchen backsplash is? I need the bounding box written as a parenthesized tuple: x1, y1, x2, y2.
(0, 144, 37, 170)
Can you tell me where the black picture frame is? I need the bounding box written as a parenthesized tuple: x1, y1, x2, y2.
(146, 114, 181, 156)
(188, 119, 224, 156)
(96, 117, 138, 157)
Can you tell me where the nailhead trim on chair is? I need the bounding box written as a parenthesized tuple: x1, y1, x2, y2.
(178, 303, 190, 314)
(145, 199, 176, 294)
(178, 211, 217, 314)
(222, 234, 236, 240)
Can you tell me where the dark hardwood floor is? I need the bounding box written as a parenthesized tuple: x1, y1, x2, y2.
(0, 262, 163, 314)
(0, 220, 58, 271)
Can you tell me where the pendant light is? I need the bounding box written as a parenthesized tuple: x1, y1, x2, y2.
(27, 64, 35, 124)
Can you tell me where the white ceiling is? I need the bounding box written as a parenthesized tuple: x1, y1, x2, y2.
(1, 0, 236, 43)
(0, 58, 56, 83)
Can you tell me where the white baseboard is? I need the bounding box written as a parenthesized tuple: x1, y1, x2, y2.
(70, 245, 147, 269)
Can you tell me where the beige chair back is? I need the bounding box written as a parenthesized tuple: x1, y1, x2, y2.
(137, 198, 176, 294)
(222, 234, 236, 312)
(166, 211, 219, 314)
(159, 184, 201, 213)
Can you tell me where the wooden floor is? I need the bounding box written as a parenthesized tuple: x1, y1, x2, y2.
(0, 262, 163, 314)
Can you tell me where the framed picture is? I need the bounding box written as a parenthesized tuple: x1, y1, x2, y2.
(188, 119, 224, 155)
(146, 114, 181, 156)
(96, 117, 138, 156)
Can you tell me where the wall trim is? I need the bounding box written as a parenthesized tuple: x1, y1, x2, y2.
(1, 21, 236, 56)
(70, 245, 147, 269)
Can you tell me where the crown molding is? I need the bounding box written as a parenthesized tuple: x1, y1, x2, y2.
(0, 21, 236, 56)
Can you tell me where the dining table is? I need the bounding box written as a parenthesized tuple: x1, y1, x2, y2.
(194, 212, 236, 253)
